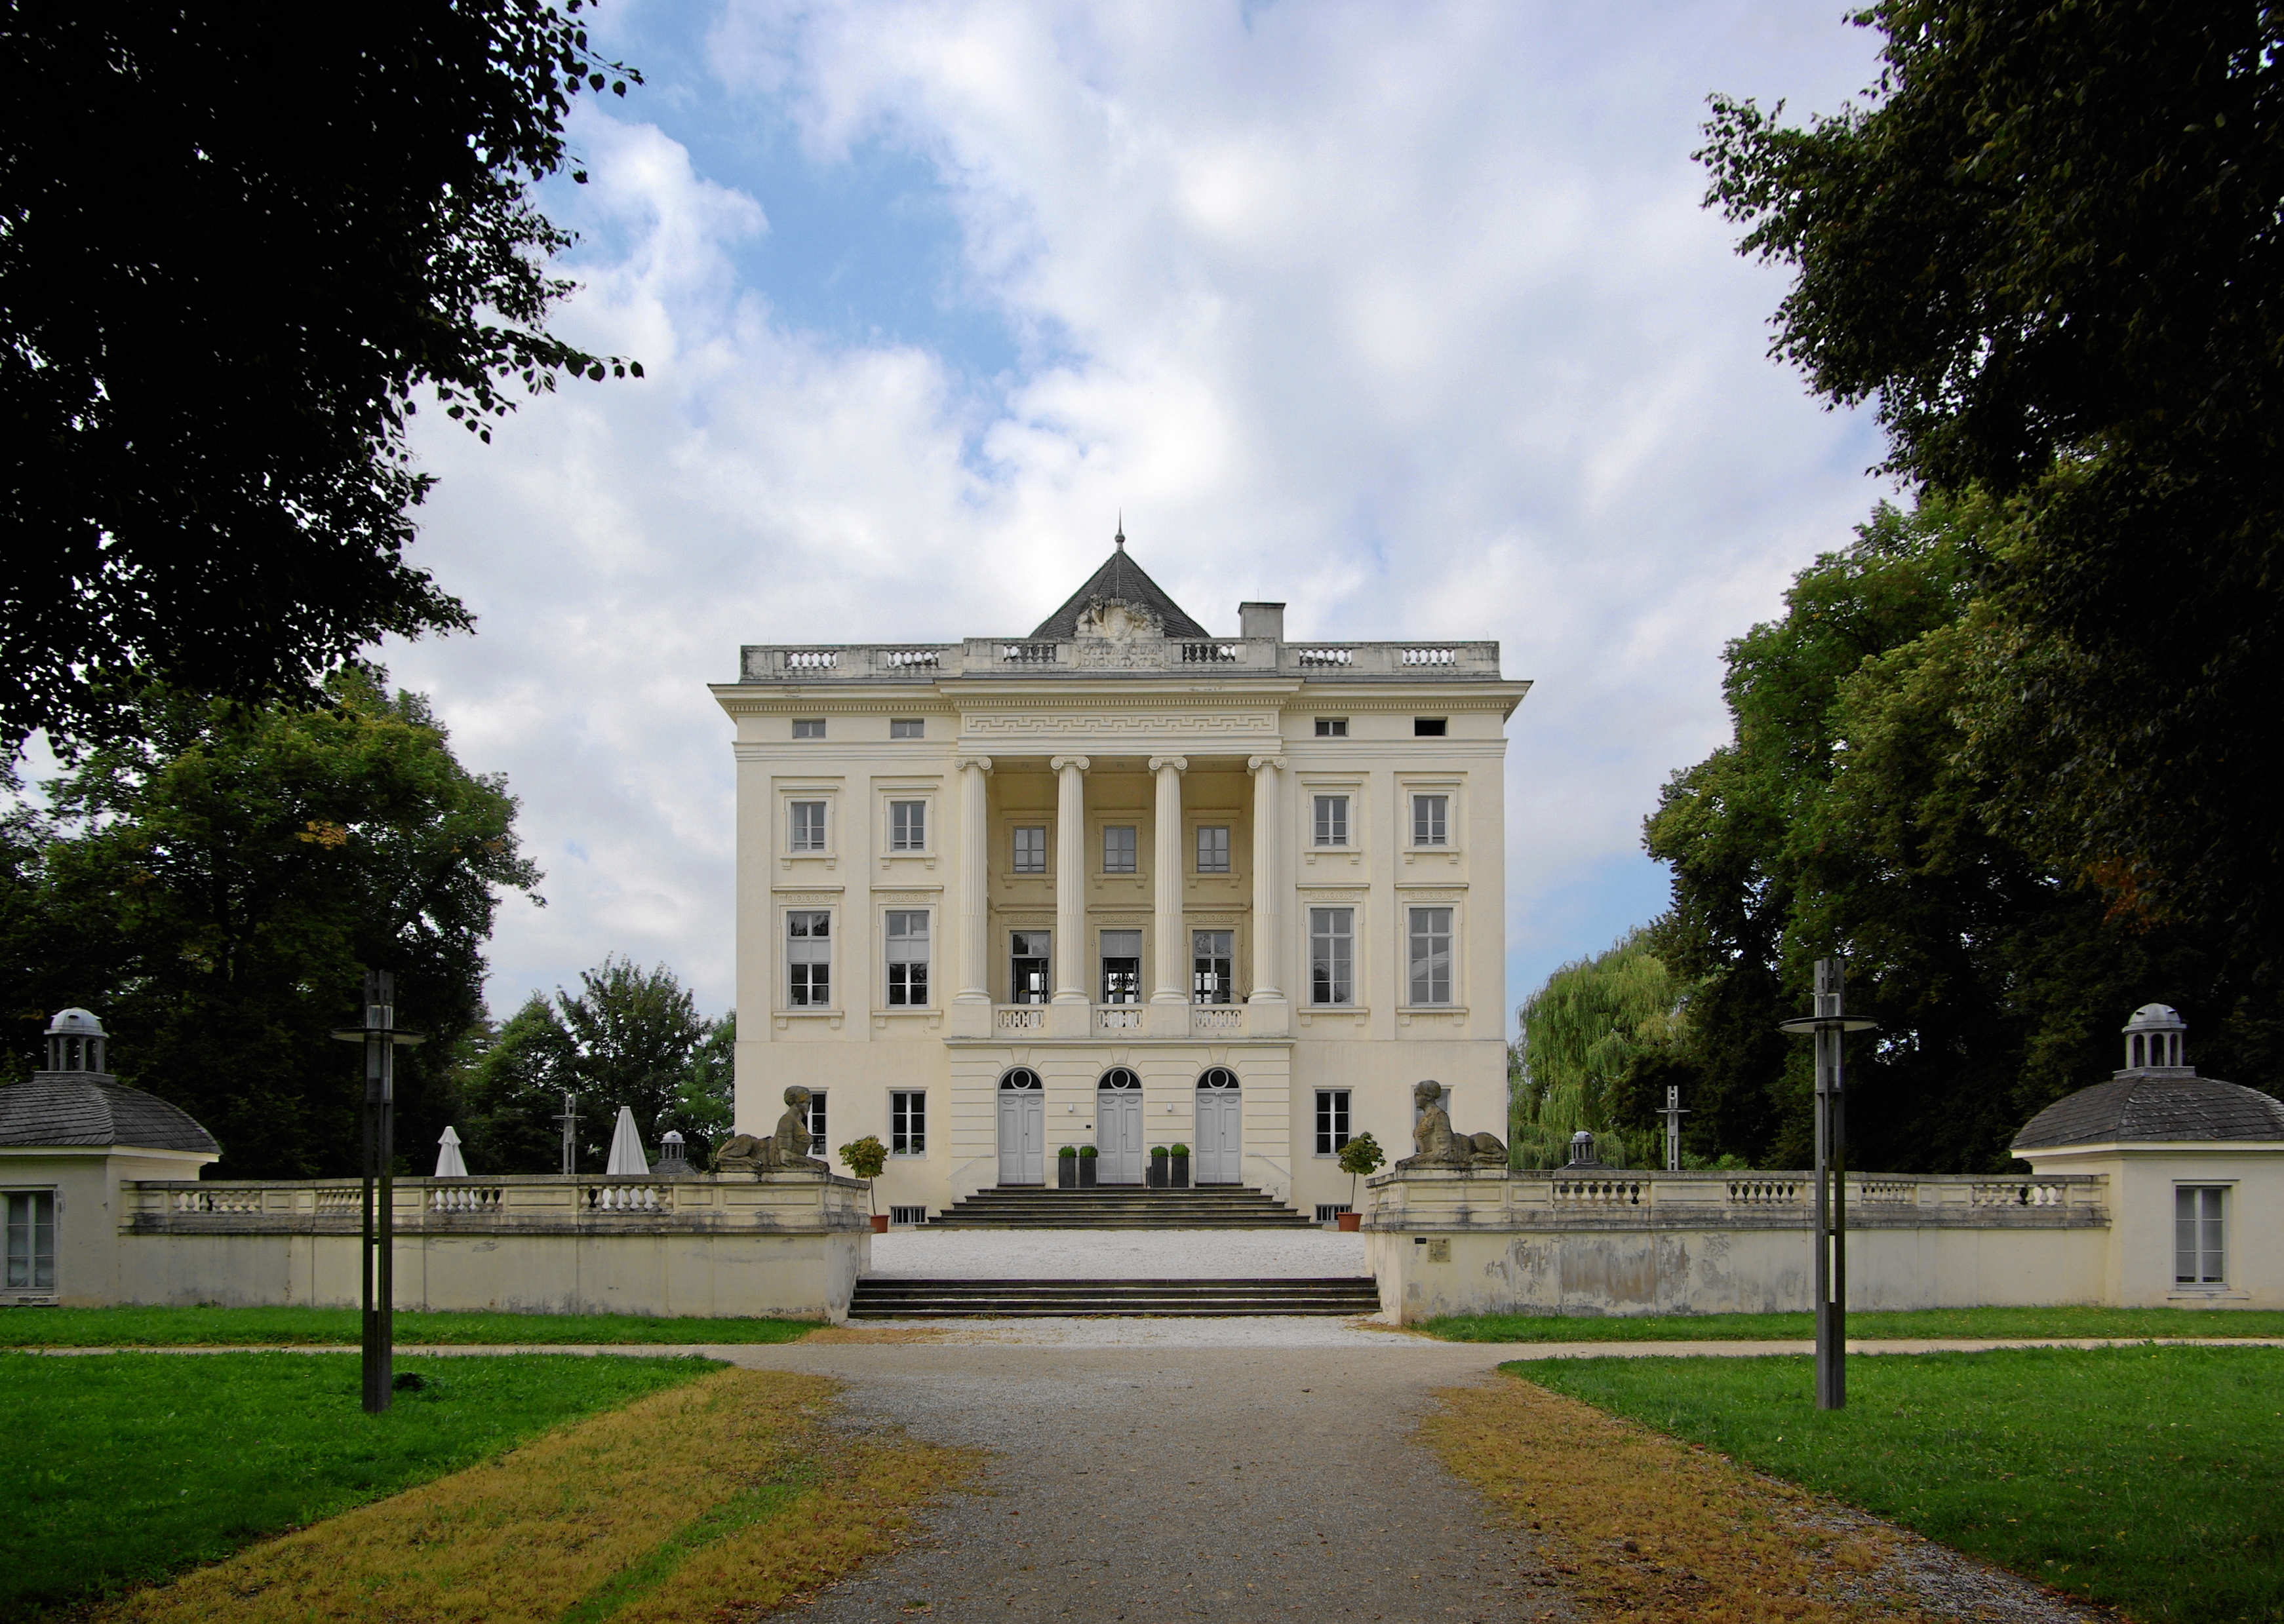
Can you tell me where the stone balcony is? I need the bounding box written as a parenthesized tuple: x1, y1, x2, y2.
(734, 638, 1503, 683)
(947, 1000, 1290, 1042)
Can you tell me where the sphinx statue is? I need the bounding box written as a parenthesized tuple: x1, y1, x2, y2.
(1395, 1080, 1508, 1170)
(712, 1085, 831, 1174)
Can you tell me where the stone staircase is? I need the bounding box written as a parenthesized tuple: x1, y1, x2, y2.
(847, 1275, 1383, 1319)
(926, 1185, 1316, 1229)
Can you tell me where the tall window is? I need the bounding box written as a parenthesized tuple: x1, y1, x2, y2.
(5, 1192, 54, 1291)
(1195, 825, 1231, 874)
(890, 718, 924, 739)
(789, 801, 826, 853)
(1012, 826, 1048, 873)
(1408, 906, 1453, 1005)
(787, 912, 831, 1006)
(2176, 1187, 2226, 1285)
(1193, 930, 1234, 1004)
(891, 1091, 926, 1155)
(1315, 716, 1348, 737)
(1010, 931, 1051, 1003)
(890, 800, 926, 851)
(1310, 908, 1354, 1005)
(1411, 794, 1449, 846)
(1103, 825, 1137, 873)
(885, 911, 930, 1006)
(1100, 929, 1142, 1003)
(1313, 795, 1349, 847)
(805, 1091, 828, 1155)
(1314, 1089, 1352, 1156)
(793, 718, 825, 739)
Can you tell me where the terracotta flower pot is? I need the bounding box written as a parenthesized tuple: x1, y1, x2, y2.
(871, 1214, 890, 1233)
(1336, 1212, 1362, 1232)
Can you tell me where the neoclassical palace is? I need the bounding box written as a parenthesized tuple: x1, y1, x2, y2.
(710, 539, 1531, 1219)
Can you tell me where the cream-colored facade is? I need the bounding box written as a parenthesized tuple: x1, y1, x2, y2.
(710, 545, 1530, 1218)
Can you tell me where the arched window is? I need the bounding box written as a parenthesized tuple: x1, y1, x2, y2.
(1000, 1068, 1042, 1091)
(1098, 1067, 1141, 1091)
(1198, 1066, 1239, 1091)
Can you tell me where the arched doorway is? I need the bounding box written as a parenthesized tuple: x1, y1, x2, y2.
(1195, 1067, 1242, 1185)
(996, 1068, 1044, 1186)
(1095, 1068, 1144, 1184)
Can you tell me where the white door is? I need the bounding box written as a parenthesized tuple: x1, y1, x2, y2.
(1097, 1092, 1144, 1183)
(1195, 1076, 1242, 1184)
(998, 1089, 1044, 1185)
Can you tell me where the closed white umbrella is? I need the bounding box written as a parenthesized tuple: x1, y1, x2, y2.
(605, 1106, 650, 1176)
(434, 1125, 469, 1178)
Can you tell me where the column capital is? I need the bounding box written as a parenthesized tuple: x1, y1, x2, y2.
(1147, 754, 1189, 774)
(1049, 754, 1092, 773)
(1246, 754, 1286, 773)
(955, 754, 993, 774)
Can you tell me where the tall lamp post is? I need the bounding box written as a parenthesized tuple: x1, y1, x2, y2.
(331, 969, 425, 1414)
(1777, 957, 1877, 1410)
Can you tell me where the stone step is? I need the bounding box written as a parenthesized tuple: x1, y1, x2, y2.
(848, 1275, 1383, 1319)
(927, 1185, 1316, 1229)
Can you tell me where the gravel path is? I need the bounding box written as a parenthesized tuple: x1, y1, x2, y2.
(867, 1228, 1367, 1279)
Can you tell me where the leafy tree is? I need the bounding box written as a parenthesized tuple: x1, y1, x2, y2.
(0, 1, 642, 750)
(1644, 494, 2280, 1172)
(665, 1012, 736, 1162)
(17, 668, 541, 1176)
(1697, 1, 2284, 982)
(453, 995, 577, 1174)
(1512, 929, 1691, 1169)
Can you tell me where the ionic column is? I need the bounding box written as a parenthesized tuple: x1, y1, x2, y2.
(1050, 755, 1090, 1003)
(1248, 754, 1286, 1002)
(954, 756, 993, 1003)
(1149, 755, 1188, 1003)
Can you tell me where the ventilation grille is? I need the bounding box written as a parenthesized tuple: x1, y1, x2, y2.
(889, 1205, 929, 1226)
(1315, 1203, 1352, 1224)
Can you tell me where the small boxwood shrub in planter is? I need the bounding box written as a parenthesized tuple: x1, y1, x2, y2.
(1336, 1131, 1385, 1228)
(1057, 1144, 1078, 1188)
(1077, 1144, 1099, 1188)
(1148, 1144, 1169, 1189)
(839, 1134, 890, 1231)
(1168, 1142, 1191, 1188)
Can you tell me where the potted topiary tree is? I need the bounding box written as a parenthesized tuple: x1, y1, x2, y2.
(1149, 1144, 1170, 1189)
(1335, 1131, 1384, 1229)
(1168, 1142, 1191, 1188)
(839, 1134, 890, 1231)
(1077, 1144, 1099, 1188)
(1057, 1144, 1078, 1189)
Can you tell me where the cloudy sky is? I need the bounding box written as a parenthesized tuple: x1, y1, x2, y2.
(380, 0, 1895, 1029)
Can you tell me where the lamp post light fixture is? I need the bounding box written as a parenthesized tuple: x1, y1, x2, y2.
(1777, 956, 1878, 1411)
(330, 969, 425, 1414)
(1660, 1085, 1690, 1172)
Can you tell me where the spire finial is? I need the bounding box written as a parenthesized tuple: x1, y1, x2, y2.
(1114, 510, 1125, 549)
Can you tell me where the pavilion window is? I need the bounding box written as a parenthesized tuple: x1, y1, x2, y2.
(5, 1192, 55, 1291)
(1103, 824, 1137, 874)
(890, 800, 926, 851)
(885, 910, 930, 1006)
(890, 1091, 926, 1156)
(1411, 794, 1448, 846)
(1012, 826, 1048, 873)
(1310, 908, 1354, 1005)
(1408, 906, 1453, 1005)
(787, 911, 831, 1007)
(2176, 1187, 2226, 1285)
(1100, 929, 1142, 1003)
(1192, 930, 1234, 1004)
(1195, 824, 1231, 874)
(789, 801, 827, 853)
(1313, 795, 1349, 847)
(1010, 931, 1052, 1003)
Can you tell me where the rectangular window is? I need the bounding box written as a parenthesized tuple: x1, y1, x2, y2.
(1010, 931, 1052, 1003)
(1012, 826, 1048, 873)
(1315, 717, 1348, 737)
(1413, 717, 1447, 737)
(1315, 1089, 1352, 1156)
(1100, 929, 1142, 1003)
(890, 800, 927, 851)
(1408, 906, 1453, 1005)
(891, 1091, 927, 1156)
(789, 801, 827, 852)
(890, 718, 924, 739)
(787, 912, 831, 1007)
(1310, 908, 1354, 1005)
(2176, 1186, 2226, 1285)
(1195, 825, 1231, 874)
(1312, 795, 1349, 847)
(1103, 825, 1137, 874)
(885, 911, 930, 1007)
(1192, 929, 1234, 1004)
(5, 1191, 56, 1291)
(805, 1091, 828, 1155)
(1411, 794, 1449, 846)
(793, 718, 825, 739)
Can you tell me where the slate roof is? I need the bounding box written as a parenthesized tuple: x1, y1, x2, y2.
(1029, 545, 1213, 640)
(0, 1072, 220, 1154)
(2011, 1073, 2284, 1150)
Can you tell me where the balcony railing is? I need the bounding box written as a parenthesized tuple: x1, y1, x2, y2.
(736, 639, 1503, 682)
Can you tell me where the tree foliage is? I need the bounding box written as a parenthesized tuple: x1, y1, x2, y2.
(1512, 928, 1691, 1169)
(1699, 1, 2284, 981)
(0, 1, 642, 750)
(6, 669, 540, 1176)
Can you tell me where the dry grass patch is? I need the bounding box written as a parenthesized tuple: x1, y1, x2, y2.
(110, 1368, 978, 1624)
(1422, 1373, 1906, 1624)
(798, 1325, 949, 1345)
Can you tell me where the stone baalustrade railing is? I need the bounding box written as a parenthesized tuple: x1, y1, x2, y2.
(125, 1171, 873, 1236)
(736, 639, 1504, 683)
(1364, 1167, 2108, 1231)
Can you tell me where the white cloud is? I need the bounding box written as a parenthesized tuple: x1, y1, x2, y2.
(385, 0, 1892, 1021)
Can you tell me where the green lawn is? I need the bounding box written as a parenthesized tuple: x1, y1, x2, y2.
(0, 1303, 819, 1346)
(1515, 1345, 2284, 1624)
(0, 1350, 722, 1618)
(1419, 1303, 2284, 1342)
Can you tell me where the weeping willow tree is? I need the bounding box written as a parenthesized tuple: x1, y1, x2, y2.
(1510, 929, 1693, 1169)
